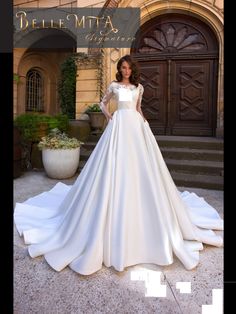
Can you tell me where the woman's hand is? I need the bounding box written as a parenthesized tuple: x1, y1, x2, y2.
(137, 109, 146, 122)
(105, 113, 113, 122)
(101, 106, 113, 122)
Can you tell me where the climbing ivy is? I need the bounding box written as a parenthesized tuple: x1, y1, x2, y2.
(58, 55, 77, 119)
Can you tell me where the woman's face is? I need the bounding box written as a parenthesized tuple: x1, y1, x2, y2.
(120, 61, 132, 80)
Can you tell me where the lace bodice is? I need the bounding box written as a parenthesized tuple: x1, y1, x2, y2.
(99, 81, 144, 112)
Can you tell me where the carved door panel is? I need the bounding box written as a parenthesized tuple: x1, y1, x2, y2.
(139, 59, 216, 135)
(139, 61, 167, 134)
(171, 60, 216, 135)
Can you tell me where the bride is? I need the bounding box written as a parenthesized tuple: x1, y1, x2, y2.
(14, 54, 223, 275)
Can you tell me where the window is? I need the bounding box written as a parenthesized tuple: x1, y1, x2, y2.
(26, 69, 44, 112)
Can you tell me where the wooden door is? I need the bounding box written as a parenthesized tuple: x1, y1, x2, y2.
(139, 61, 167, 134)
(132, 13, 219, 136)
(170, 59, 216, 135)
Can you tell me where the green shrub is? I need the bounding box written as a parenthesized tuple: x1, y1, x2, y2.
(58, 56, 77, 119)
(54, 114, 69, 132)
(14, 113, 69, 142)
(85, 103, 102, 113)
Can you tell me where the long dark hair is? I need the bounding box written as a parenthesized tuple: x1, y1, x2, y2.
(115, 55, 140, 87)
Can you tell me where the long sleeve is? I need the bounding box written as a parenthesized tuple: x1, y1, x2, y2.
(136, 84, 146, 122)
(99, 83, 114, 114)
(136, 84, 144, 111)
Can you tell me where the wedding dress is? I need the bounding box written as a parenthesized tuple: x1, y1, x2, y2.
(14, 81, 223, 275)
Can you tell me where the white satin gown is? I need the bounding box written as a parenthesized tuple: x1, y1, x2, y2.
(14, 81, 223, 275)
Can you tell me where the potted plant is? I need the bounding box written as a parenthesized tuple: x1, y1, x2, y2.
(85, 103, 106, 132)
(14, 113, 69, 170)
(38, 128, 84, 179)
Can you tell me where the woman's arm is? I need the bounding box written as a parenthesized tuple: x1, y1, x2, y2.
(99, 83, 114, 122)
(136, 84, 146, 122)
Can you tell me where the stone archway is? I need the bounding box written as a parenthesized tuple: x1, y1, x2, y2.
(14, 29, 76, 116)
(131, 13, 219, 136)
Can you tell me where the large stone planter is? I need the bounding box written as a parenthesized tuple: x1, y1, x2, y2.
(42, 148, 80, 179)
(68, 119, 91, 142)
(88, 112, 106, 131)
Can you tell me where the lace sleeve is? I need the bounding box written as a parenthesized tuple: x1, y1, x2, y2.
(99, 83, 114, 113)
(136, 84, 144, 111)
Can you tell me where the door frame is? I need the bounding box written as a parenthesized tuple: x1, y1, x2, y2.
(131, 13, 219, 136)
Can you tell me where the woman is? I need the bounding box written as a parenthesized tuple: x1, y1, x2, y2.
(14, 55, 223, 275)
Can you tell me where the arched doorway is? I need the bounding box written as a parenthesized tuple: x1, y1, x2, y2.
(131, 13, 219, 136)
(15, 29, 76, 116)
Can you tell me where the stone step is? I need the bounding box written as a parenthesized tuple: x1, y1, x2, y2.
(82, 142, 97, 150)
(78, 160, 87, 172)
(78, 135, 224, 190)
(81, 145, 223, 163)
(80, 149, 94, 161)
(155, 135, 223, 150)
(86, 136, 224, 151)
(165, 159, 223, 176)
(87, 133, 103, 142)
(170, 171, 224, 190)
(160, 147, 223, 162)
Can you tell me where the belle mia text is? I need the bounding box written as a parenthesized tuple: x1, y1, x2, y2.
(15, 11, 119, 36)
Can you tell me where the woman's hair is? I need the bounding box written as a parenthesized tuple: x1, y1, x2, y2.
(115, 55, 140, 87)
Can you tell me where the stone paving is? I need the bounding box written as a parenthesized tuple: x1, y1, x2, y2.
(14, 170, 223, 314)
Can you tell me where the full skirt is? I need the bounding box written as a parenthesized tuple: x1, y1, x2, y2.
(14, 109, 223, 275)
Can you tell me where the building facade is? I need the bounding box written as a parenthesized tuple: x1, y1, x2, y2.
(14, 0, 223, 137)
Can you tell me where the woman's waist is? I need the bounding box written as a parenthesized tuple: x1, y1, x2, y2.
(117, 103, 137, 110)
